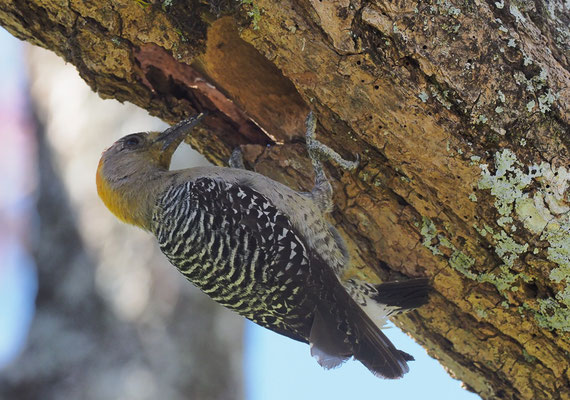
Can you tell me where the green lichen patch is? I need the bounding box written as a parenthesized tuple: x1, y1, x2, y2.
(449, 249, 477, 280)
(515, 196, 548, 232)
(478, 264, 521, 295)
(497, 90, 506, 103)
(478, 149, 531, 218)
(522, 349, 537, 363)
(537, 89, 558, 113)
(475, 307, 488, 319)
(420, 217, 477, 279)
(241, 0, 261, 30)
(473, 223, 488, 237)
(513, 68, 548, 94)
(475, 114, 488, 124)
(543, 223, 570, 295)
(421, 215, 530, 294)
(161, 0, 174, 11)
(492, 230, 528, 267)
(429, 85, 453, 110)
(421, 216, 443, 256)
(477, 149, 570, 331)
(509, 4, 526, 23)
(535, 298, 570, 332)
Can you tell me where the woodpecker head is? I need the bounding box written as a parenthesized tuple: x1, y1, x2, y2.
(96, 114, 205, 229)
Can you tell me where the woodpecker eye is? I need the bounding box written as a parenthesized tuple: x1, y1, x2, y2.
(123, 135, 142, 149)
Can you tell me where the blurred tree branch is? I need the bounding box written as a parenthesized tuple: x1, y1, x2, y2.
(0, 49, 243, 400)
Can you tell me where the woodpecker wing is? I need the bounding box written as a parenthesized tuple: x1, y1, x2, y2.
(153, 177, 412, 378)
(153, 177, 317, 343)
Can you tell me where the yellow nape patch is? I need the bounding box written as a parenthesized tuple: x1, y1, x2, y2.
(96, 159, 144, 228)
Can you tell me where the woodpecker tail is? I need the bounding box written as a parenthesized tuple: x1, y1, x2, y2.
(352, 306, 414, 378)
(350, 278, 431, 378)
(343, 278, 431, 330)
(372, 278, 431, 313)
(309, 284, 417, 379)
(308, 251, 431, 378)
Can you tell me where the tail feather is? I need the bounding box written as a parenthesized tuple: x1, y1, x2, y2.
(308, 288, 410, 378)
(309, 309, 351, 369)
(372, 278, 431, 313)
(308, 251, 429, 378)
(350, 299, 411, 379)
(399, 350, 415, 361)
(351, 278, 430, 378)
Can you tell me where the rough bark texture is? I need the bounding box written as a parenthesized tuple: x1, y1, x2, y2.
(1, 1, 568, 399)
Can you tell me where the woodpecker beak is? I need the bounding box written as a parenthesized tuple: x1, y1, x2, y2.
(155, 113, 206, 152)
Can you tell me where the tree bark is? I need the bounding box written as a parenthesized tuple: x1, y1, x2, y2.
(1, 1, 568, 399)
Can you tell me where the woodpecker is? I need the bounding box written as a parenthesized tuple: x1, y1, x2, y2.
(96, 112, 430, 379)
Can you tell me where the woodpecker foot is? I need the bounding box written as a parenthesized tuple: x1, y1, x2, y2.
(304, 112, 358, 214)
(305, 112, 359, 172)
(229, 147, 246, 169)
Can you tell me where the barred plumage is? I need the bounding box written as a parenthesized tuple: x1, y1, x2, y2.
(153, 177, 325, 340)
(96, 112, 431, 379)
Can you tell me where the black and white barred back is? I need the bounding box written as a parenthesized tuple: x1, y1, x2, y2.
(151, 177, 322, 340)
(151, 177, 415, 378)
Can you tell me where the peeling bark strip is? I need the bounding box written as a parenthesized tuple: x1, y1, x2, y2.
(1, 0, 568, 399)
(134, 42, 272, 144)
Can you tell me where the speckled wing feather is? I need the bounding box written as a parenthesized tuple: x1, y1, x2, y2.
(152, 177, 411, 378)
(152, 177, 317, 342)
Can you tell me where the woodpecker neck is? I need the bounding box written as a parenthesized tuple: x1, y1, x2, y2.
(96, 158, 172, 231)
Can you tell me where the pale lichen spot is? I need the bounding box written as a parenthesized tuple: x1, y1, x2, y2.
(420, 216, 443, 256)
(538, 89, 558, 113)
(523, 55, 533, 66)
(497, 90, 506, 103)
(476, 149, 570, 331)
(509, 4, 527, 23)
(492, 230, 528, 267)
(476, 114, 488, 124)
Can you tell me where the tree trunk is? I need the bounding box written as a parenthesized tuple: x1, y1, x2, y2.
(1, 1, 568, 399)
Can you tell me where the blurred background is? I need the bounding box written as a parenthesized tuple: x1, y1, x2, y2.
(0, 27, 480, 400)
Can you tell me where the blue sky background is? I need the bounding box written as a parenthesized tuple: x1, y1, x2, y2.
(245, 320, 479, 400)
(0, 26, 480, 400)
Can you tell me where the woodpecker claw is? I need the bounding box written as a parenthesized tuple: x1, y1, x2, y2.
(305, 112, 359, 171)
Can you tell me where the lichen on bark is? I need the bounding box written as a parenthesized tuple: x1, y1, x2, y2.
(1, 0, 569, 398)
